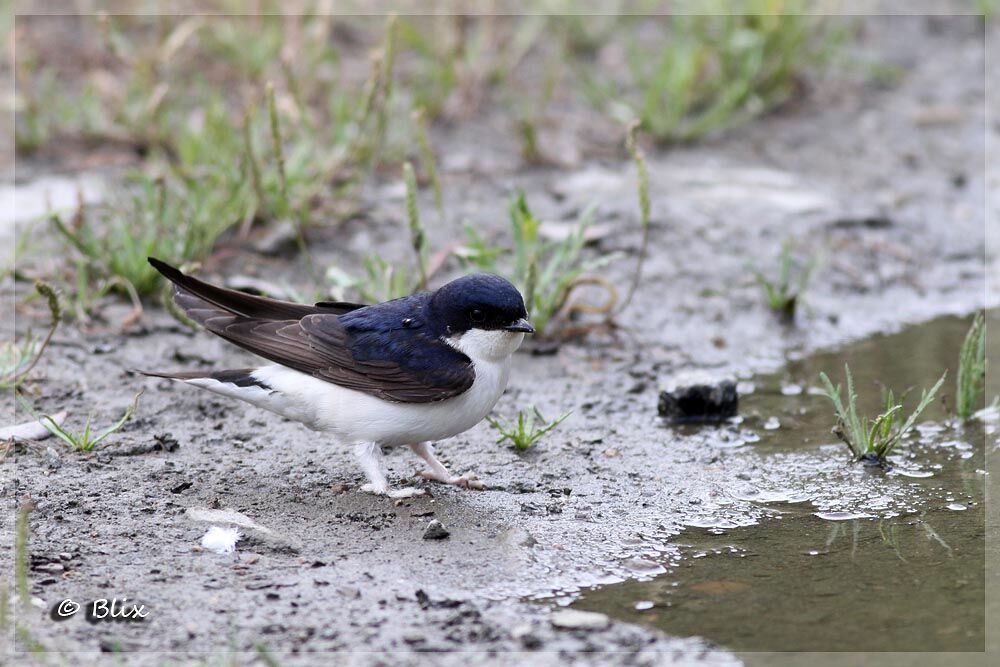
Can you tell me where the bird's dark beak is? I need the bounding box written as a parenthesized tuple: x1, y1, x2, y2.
(505, 318, 535, 334)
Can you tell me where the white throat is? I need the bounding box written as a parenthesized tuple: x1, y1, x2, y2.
(445, 329, 525, 362)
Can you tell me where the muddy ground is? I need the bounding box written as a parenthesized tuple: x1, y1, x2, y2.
(2, 13, 995, 667)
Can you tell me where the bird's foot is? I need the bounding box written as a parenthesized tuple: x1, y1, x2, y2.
(360, 483, 427, 499)
(417, 471, 485, 490)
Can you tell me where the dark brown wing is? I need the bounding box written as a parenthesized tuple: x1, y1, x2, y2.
(179, 309, 474, 403)
(149, 257, 365, 319)
(151, 258, 474, 403)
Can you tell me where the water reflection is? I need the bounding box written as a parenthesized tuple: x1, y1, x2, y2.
(574, 506, 983, 651)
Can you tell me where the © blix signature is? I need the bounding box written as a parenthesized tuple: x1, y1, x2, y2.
(50, 597, 148, 623)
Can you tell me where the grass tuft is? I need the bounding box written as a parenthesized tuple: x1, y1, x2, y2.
(17, 390, 143, 452)
(750, 239, 813, 322)
(486, 407, 571, 451)
(819, 364, 945, 465)
(955, 311, 986, 419)
(1, 336, 40, 391)
(1, 281, 61, 390)
(498, 191, 619, 336)
(582, 8, 841, 143)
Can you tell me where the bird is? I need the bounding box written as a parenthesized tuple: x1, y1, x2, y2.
(142, 257, 534, 498)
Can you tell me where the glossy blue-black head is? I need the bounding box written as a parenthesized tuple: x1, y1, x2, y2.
(429, 274, 533, 335)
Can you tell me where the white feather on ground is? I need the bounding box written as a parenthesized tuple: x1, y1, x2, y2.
(0, 411, 68, 441)
(200, 526, 241, 554)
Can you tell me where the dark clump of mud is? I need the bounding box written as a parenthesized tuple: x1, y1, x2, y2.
(658, 377, 739, 424)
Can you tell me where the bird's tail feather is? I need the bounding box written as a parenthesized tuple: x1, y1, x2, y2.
(137, 368, 273, 391)
(137, 367, 319, 425)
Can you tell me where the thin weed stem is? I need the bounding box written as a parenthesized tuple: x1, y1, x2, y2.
(15, 502, 31, 608)
(618, 121, 650, 314)
(242, 106, 266, 237)
(403, 162, 428, 291)
(4, 282, 61, 388)
(412, 107, 444, 219)
(267, 81, 317, 282)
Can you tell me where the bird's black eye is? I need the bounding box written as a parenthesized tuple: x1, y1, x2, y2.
(469, 308, 485, 323)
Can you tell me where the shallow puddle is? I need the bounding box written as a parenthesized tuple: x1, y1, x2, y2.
(571, 312, 991, 652)
(733, 312, 992, 452)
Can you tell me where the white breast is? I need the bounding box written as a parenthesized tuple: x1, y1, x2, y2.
(247, 329, 524, 446)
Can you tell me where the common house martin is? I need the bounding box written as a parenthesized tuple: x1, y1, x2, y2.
(143, 258, 534, 498)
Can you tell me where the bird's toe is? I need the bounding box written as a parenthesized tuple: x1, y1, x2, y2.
(416, 470, 484, 490)
(453, 473, 485, 490)
(388, 487, 427, 499)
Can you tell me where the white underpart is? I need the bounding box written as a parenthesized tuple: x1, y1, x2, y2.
(179, 329, 525, 494)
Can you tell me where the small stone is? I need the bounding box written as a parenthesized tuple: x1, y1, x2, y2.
(170, 481, 193, 494)
(338, 586, 360, 599)
(497, 526, 537, 548)
(422, 520, 450, 540)
(44, 446, 61, 468)
(34, 563, 64, 573)
(252, 220, 299, 256)
(511, 623, 543, 649)
(627, 381, 646, 394)
(621, 558, 665, 575)
(153, 433, 180, 451)
(550, 609, 610, 631)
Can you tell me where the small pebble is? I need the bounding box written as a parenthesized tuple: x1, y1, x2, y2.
(511, 624, 543, 649)
(422, 519, 450, 540)
(44, 446, 61, 468)
(550, 609, 610, 631)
